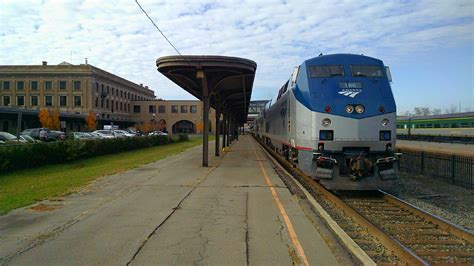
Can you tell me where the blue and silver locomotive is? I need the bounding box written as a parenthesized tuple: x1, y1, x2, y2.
(254, 54, 399, 190)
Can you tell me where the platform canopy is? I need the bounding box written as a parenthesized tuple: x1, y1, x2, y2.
(156, 55, 256, 124)
(156, 55, 257, 166)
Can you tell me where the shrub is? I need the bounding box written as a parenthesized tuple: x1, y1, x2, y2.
(0, 135, 189, 174)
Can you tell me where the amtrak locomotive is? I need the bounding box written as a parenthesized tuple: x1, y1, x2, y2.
(254, 54, 399, 190)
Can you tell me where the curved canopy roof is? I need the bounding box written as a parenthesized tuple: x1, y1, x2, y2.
(156, 55, 257, 124)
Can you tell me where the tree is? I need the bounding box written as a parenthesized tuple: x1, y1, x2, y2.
(135, 121, 151, 133)
(85, 112, 97, 131)
(445, 104, 458, 114)
(196, 121, 203, 133)
(38, 108, 50, 128)
(413, 107, 423, 116)
(49, 109, 60, 130)
(432, 108, 442, 115)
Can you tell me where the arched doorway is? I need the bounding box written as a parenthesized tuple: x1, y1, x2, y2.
(172, 120, 195, 134)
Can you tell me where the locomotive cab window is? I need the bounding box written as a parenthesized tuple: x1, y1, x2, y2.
(350, 65, 384, 77)
(309, 65, 344, 78)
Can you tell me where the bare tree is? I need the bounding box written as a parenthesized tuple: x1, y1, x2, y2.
(421, 107, 431, 116)
(464, 106, 472, 112)
(413, 107, 423, 116)
(432, 108, 442, 115)
(445, 104, 458, 114)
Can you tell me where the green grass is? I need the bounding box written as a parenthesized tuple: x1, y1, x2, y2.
(0, 137, 213, 215)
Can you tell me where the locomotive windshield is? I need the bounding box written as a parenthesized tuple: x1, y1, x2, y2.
(309, 65, 344, 78)
(350, 65, 384, 77)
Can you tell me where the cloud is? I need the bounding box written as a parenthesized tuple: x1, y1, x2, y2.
(0, 0, 472, 106)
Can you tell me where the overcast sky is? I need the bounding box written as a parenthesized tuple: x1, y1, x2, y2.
(1, 0, 473, 114)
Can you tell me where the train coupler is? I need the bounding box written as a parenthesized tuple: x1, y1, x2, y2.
(376, 156, 398, 180)
(314, 155, 337, 179)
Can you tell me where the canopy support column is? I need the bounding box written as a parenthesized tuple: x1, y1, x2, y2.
(226, 113, 231, 146)
(222, 110, 227, 148)
(215, 101, 221, 157)
(201, 71, 210, 167)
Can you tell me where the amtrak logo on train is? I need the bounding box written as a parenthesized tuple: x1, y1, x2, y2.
(338, 89, 362, 98)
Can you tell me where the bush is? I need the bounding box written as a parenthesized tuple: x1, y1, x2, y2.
(0, 135, 189, 174)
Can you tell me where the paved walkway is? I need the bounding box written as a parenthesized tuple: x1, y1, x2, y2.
(0, 136, 338, 265)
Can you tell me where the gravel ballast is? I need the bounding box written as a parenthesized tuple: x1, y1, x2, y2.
(387, 173, 474, 231)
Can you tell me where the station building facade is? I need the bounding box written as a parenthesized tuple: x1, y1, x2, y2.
(0, 61, 155, 132)
(130, 100, 216, 134)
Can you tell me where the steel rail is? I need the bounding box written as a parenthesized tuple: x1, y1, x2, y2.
(253, 136, 428, 265)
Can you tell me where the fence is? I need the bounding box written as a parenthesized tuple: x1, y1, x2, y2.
(397, 149, 474, 189)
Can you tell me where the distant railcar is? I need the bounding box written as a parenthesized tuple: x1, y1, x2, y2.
(253, 54, 399, 190)
(396, 113, 474, 143)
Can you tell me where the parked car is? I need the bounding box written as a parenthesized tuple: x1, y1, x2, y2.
(89, 132, 105, 139)
(0, 131, 27, 143)
(50, 130, 67, 141)
(19, 134, 38, 143)
(73, 132, 95, 140)
(92, 130, 115, 139)
(148, 131, 168, 136)
(21, 128, 66, 141)
(113, 130, 135, 138)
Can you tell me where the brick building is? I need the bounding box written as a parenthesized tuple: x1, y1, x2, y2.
(0, 61, 155, 132)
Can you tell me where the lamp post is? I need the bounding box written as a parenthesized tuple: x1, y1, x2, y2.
(152, 113, 156, 132)
(96, 113, 100, 130)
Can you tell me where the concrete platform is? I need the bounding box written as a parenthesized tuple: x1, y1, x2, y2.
(0, 136, 339, 265)
(397, 140, 474, 156)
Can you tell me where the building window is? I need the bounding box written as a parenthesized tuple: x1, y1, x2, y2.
(112, 87, 114, 95)
(96, 82, 99, 92)
(120, 90, 123, 98)
(106, 99, 109, 108)
(17, 81, 24, 90)
(133, 105, 141, 113)
(74, 96, 81, 106)
(16, 96, 24, 106)
(128, 92, 130, 99)
(45, 81, 52, 90)
(59, 80, 67, 90)
(120, 102, 123, 110)
(149, 105, 156, 113)
(116, 101, 118, 110)
(128, 103, 130, 112)
(190, 105, 197, 113)
(95, 97, 98, 107)
(171, 105, 178, 113)
(45, 95, 53, 106)
(59, 95, 67, 107)
(31, 96, 38, 106)
(3, 96, 10, 106)
(3, 81, 10, 90)
(31, 81, 38, 90)
(106, 86, 109, 94)
(158, 105, 166, 113)
(74, 81, 81, 90)
(180, 105, 188, 113)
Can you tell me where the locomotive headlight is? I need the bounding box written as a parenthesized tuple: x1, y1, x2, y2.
(322, 118, 331, 127)
(355, 105, 365, 114)
(381, 118, 389, 127)
(345, 105, 354, 113)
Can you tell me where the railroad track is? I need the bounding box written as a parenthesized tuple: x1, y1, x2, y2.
(254, 136, 474, 265)
(340, 191, 474, 265)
